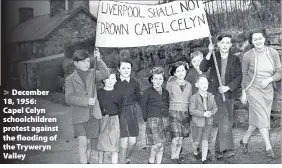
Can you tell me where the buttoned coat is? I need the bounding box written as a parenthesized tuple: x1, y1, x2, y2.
(65, 59, 110, 124)
(189, 92, 218, 127)
(199, 51, 242, 99)
(166, 79, 192, 112)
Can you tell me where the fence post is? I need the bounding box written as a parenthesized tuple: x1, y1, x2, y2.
(251, 0, 264, 27)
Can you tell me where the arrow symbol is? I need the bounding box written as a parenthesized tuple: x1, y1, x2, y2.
(4, 90, 9, 95)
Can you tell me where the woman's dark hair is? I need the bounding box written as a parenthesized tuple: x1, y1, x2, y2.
(118, 59, 133, 68)
(248, 28, 267, 45)
(169, 61, 188, 76)
(217, 33, 233, 42)
(72, 50, 90, 62)
(148, 75, 166, 84)
(148, 67, 166, 83)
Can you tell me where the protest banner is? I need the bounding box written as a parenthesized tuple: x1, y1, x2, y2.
(95, 0, 211, 47)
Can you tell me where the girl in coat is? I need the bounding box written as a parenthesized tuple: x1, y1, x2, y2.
(97, 69, 122, 164)
(141, 67, 170, 164)
(115, 59, 142, 164)
(166, 61, 192, 163)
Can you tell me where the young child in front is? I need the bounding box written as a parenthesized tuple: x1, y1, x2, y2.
(115, 59, 142, 164)
(65, 49, 110, 163)
(189, 75, 218, 163)
(97, 69, 122, 164)
(141, 67, 170, 164)
(186, 51, 212, 159)
(166, 61, 192, 164)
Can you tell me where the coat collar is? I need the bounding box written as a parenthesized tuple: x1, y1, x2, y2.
(169, 79, 191, 95)
(150, 86, 165, 94)
(215, 51, 233, 77)
(73, 70, 84, 88)
(73, 70, 92, 91)
(120, 76, 130, 83)
(195, 91, 213, 110)
(169, 78, 190, 86)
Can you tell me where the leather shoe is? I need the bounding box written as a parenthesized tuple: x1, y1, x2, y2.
(202, 160, 209, 164)
(239, 139, 248, 153)
(215, 151, 224, 160)
(224, 150, 235, 158)
(266, 149, 275, 159)
(193, 153, 201, 160)
(207, 150, 212, 160)
(177, 157, 185, 164)
(197, 149, 212, 160)
(170, 159, 178, 164)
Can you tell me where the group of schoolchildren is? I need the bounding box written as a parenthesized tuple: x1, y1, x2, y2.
(65, 34, 239, 164)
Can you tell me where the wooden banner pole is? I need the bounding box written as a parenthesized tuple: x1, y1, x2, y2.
(208, 36, 226, 102)
(91, 0, 101, 114)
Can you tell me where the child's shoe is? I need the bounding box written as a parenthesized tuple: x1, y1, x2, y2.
(207, 150, 213, 160)
(215, 151, 224, 160)
(239, 139, 248, 153)
(266, 149, 275, 159)
(193, 153, 201, 160)
(202, 159, 209, 164)
(224, 150, 235, 158)
(171, 159, 179, 164)
(177, 157, 185, 164)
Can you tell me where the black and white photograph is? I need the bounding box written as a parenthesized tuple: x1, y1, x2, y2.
(0, 0, 281, 164)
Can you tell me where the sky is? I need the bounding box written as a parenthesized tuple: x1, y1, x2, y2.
(6, 0, 158, 29)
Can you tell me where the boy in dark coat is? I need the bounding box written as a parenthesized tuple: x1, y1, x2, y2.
(65, 49, 109, 163)
(200, 34, 242, 159)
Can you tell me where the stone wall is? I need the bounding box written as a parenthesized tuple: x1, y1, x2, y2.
(18, 53, 64, 92)
(12, 10, 96, 62)
(10, 10, 96, 86)
(10, 41, 46, 63)
(44, 10, 96, 57)
(110, 28, 281, 127)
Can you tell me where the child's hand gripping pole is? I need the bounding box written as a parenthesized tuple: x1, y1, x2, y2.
(208, 37, 226, 102)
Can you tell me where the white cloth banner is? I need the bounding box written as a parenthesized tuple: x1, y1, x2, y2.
(95, 0, 211, 48)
